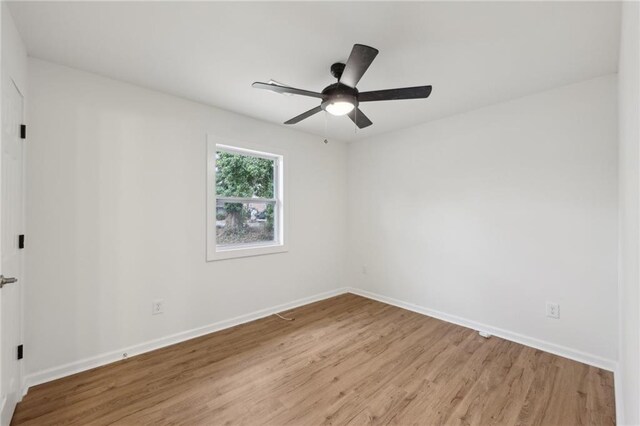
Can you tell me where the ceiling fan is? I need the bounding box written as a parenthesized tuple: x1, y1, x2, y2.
(252, 44, 432, 129)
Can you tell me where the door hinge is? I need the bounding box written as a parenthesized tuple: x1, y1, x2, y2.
(18, 234, 24, 249)
(17, 344, 23, 360)
(20, 124, 26, 140)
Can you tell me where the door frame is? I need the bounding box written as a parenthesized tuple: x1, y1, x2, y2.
(0, 74, 27, 425)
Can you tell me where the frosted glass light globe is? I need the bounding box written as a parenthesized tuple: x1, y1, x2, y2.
(325, 101, 355, 116)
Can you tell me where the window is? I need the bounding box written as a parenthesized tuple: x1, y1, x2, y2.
(207, 137, 286, 261)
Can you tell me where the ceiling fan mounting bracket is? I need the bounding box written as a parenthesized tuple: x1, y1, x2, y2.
(330, 63, 346, 80)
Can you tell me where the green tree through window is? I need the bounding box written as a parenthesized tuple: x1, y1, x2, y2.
(216, 151, 276, 245)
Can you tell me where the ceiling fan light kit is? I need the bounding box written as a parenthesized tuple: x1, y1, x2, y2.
(252, 44, 432, 129)
(325, 101, 355, 116)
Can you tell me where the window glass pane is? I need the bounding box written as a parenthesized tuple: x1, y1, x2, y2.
(216, 151, 274, 198)
(216, 201, 276, 246)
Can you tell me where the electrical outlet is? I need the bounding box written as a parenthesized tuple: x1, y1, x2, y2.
(546, 302, 560, 319)
(152, 299, 164, 315)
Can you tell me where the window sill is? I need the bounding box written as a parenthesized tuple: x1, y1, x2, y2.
(207, 243, 288, 261)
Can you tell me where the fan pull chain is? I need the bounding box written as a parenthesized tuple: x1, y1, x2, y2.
(323, 110, 329, 144)
(354, 108, 358, 135)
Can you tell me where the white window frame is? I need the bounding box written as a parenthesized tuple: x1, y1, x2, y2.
(207, 135, 287, 261)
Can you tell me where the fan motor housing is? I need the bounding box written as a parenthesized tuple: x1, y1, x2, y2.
(320, 83, 359, 112)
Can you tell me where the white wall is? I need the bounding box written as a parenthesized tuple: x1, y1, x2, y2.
(2, 2, 27, 93)
(25, 59, 347, 380)
(347, 75, 619, 367)
(618, 2, 640, 424)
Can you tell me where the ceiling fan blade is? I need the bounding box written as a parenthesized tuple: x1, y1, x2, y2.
(347, 108, 373, 129)
(252, 82, 324, 99)
(359, 86, 432, 102)
(339, 44, 379, 89)
(284, 105, 323, 125)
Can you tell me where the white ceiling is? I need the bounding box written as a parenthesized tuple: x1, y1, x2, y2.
(9, 1, 621, 141)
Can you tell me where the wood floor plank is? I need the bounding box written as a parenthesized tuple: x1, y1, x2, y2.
(12, 294, 615, 425)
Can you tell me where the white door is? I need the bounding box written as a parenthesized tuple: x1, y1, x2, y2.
(0, 79, 24, 425)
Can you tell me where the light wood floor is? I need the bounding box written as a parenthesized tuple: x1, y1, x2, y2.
(12, 294, 615, 425)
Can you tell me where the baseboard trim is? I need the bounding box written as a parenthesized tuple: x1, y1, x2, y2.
(24, 287, 349, 392)
(347, 287, 617, 372)
(24, 286, 618, 399)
